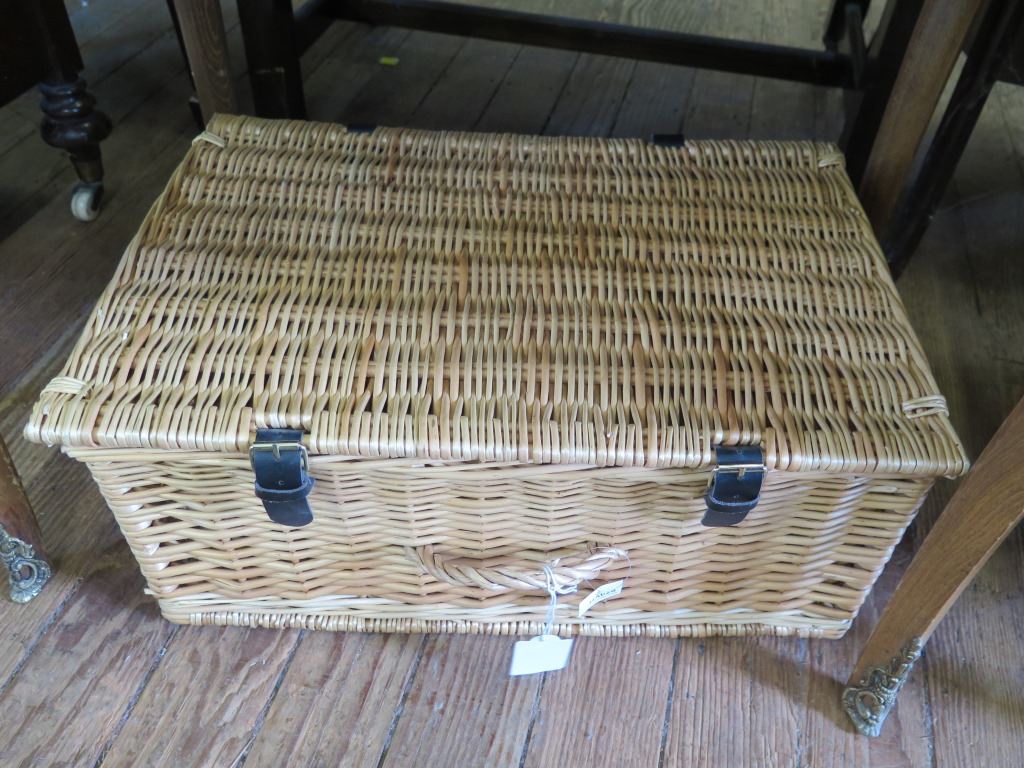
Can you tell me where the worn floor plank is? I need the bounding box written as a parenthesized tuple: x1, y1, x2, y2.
(98, 626, 302, 768)
(304, 24, 414, 125)
(544, 54, 636, 137)
(380, 635, 541, 768)
(666, 637, 805, 766)
(244, 632, 424, 767)
(0, 540, 173, 767)
(474, 46, 579, 135)
(604, 0, 702, 139)
(749, 0, 827, 140)
(338, 30, 468, 127)
(682, 0, 764, 140)
(409, 37, 520, 131)
(523, 637, 676, 768)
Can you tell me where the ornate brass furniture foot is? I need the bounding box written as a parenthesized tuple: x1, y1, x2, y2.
(845, 397, 1024, 736)
(0, 433, 51, 603)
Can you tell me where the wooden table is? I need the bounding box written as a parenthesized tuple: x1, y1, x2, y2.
(168, 0, 984, 240)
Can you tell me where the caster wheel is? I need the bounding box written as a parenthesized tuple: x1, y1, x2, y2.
(71, 182, 103, 221)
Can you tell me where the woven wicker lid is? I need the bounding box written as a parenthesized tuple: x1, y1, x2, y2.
(27, 115, 967, 476)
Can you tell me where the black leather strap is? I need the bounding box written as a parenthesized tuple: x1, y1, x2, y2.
(702, 445, 764, 527)
(651, 133, 686, 147)
(250, 429, 314, 527)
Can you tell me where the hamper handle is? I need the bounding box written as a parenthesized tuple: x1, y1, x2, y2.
(406, 545, 626, 592)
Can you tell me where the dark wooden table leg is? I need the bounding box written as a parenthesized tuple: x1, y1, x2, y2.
(0, 433, 51, 603)
(172, 0, 240, 124)
(840, 0, 924, 186)
(843, 397, 1024, 737)
(823, 0, 872, 51)
(239, 0, 307, 119)
(30, 0, 112, 221)
(38, 74, 112, 222)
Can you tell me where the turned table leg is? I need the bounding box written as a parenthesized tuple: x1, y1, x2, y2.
(38, 75, 112, 221)
(844, 397, 1024, 736)
(31, 0, 112, 221)
(0, 433, 51, 603)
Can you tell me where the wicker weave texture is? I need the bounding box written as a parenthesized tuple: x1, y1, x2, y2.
(74, 448, 931, 637)
(26, 115, 968, 636)
(29, 115, 966, 477)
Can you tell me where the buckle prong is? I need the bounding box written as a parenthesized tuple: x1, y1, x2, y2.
(249, 441, 308, 472)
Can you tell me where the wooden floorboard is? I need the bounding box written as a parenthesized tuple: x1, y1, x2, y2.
(409, 38, 520, 131)
(0, 538, 174, 767)
(474, 46, 579, 135)
(244, 632, 424, 767)
(99, 625, 302, 767)
(379, 635, 540, 768)
(524, 637, 677, 768)
(1, 2, 1023, 766)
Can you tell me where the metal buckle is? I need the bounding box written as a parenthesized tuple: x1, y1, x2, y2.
(702, 445, 765, 527)
(249, 441, 308, 472)
(711, 462, 764, 479)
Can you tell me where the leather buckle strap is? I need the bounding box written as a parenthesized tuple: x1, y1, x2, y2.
(701, 445, 765, 527)
(250, 429, 314, 527)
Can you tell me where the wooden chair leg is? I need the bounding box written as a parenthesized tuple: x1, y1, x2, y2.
(883, 0, 1024, 278)
(852, 0, 984, 237)
(238, 0, 307, 119)
(171, 0, 239, 124)
(0, 433, 51, 603)
(843, 397, 1024, 736)
(165, 0, 206, 128)
(822, 0, 871, 51)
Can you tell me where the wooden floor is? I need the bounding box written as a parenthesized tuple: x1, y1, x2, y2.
(1, 1, 1022, 766)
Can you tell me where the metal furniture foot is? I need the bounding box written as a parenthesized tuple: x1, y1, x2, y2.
(844, 397, 1024, 736)
(843, 638, 924, 736)
(0, 433, 51, 603)
(0, 526, 51, 604)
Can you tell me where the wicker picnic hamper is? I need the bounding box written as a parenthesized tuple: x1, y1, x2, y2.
(26, 114, 967, 639)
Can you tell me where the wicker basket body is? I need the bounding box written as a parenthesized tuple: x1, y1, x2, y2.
(28, 115, 967, 638)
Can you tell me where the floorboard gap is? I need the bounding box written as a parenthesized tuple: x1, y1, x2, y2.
(233, 628, 308, 768)
(515, 664, 549, 768)
(0, 576, 86, 698)
(538, 53, 582, 136)
(473, 45, 524, 127)
(373, 633, 429, 768)
(656, 638, 682, 768)
(91, 623, 182, 768)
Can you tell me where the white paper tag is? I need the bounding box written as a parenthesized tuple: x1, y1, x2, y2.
(509, 635, 574, 676)
(577, 579, 624, 618)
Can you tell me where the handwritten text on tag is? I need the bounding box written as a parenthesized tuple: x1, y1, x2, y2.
(577, 579, 624, 618)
